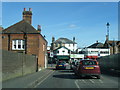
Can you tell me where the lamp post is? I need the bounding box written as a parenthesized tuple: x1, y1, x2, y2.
(106, 22, 110, 40)
(106, 22, 110, 55)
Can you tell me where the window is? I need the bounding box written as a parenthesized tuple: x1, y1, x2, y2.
(69, 44, 70, 47)
(55, 44, 58, 47)
(68, 50, 70, 54)
(43, 44, 45, 51)
(82, 61, 97, 65)
(100, 51, 109, 54)
(12, 40, 25, 50)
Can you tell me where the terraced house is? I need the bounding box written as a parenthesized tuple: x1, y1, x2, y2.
(1, 8, 47, 70)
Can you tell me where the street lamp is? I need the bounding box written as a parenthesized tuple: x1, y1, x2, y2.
(106, 22, 110, 55)
(106, 22, 110, 40)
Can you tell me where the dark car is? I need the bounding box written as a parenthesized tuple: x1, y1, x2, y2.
(56, 61, 66, 70)
(74, 59, 101, 79)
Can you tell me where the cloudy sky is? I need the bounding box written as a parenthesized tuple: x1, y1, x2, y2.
(2, 2, 118, 47)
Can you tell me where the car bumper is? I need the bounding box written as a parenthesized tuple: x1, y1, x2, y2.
(79, 73, 100, 77)
(56, 66, 66, 69)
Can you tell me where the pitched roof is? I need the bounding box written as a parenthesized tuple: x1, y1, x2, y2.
(2, 20, 40, 34)
(87, 42, 104, 48)
(54, 38, 77, 44)
(104, 40, 120, 47)
(54, 46, 71, 51)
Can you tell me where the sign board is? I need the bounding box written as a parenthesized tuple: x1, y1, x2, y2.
(70, 54, 84, 58)
(57, 56, 70, 59)
(50, 52, 53, 57)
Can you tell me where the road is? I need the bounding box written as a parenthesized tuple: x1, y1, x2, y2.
(34, 68, 119, 88)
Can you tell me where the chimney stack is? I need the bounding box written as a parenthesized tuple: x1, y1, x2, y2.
(52, 37, 55, 43)
(23, 8, 32, 24)
(96, 40, 98, 43)
(37, 25, 41, 33)
(29, 8, 32, 11)
(73, 37, 75, 42)
(24, 8, 26, 11)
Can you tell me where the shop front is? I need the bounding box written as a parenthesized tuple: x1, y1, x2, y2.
(54, 55, 70, 63)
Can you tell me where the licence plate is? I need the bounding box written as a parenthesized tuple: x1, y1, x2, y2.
(59, 65, 63, 66)
(85, 67, 94, 69)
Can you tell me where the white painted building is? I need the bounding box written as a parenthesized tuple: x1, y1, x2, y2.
(82, 48, 110, 58)
(77, 42, 110, 59)
(51, 37, 77, 51)
(64, 44, 77, 51)
(54, 46, 70, 56)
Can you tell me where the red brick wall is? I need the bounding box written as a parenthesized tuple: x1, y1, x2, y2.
(2, 33, 47, 69)
(2, 34, 9, 50)
(38, 35, 47, 69)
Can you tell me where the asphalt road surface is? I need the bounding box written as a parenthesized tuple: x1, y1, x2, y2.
(34, 68, 119, 88)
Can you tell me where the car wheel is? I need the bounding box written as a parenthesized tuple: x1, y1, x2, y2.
(96, 75, 100, 79)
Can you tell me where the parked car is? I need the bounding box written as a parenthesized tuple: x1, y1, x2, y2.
(56, 61, 66, 70)
(74, 59, 101, 79)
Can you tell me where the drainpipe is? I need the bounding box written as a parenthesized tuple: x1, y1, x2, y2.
(24, 33, 27, 54)
(8, 34, 11, 51)
(22, 31, 27, 54)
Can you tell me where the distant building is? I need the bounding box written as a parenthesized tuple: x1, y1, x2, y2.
(80, 41, 110, 59)
(50, 37, 77, 62)
(53, 46, 71, 62)
(51, 37, 77, 51)
(104, 36, 120, 54)
(1, 8, 47, 70)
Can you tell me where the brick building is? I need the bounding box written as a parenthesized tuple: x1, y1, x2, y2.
(104, 39, 120, 54)
(1, 8, 47, 70)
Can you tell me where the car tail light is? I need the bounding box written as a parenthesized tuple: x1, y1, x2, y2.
(80, 62, 82, 65)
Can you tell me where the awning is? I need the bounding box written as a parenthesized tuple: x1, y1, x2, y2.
(56, 56, 70, 60)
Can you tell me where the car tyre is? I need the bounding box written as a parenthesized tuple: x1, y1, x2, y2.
(96, 75, 100, 79)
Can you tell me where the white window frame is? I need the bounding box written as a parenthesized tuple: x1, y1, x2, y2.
(12, 40, 25, 50)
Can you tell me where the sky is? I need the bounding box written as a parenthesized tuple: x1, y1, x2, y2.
(2, 2, 119, 48)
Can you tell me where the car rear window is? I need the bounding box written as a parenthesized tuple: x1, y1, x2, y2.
(82, 60, 97, 65)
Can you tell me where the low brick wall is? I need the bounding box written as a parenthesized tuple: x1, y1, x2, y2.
(97, 53, 120, 70)
(2, 50, 37, 81)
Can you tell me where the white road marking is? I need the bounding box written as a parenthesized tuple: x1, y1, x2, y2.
(34, 70, 55, 88)
(89, 79, 95, 84)
(26, 70, 52, 88)
(75, 80, 80, 89)
(82, 80, 86, 83)
(99, 79, 103, 83)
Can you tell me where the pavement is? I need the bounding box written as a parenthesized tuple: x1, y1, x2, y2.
(2, 65, 55, 88)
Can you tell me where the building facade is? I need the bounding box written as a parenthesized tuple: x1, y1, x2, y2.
(78, 41, 110, 59)
(1, 8, 47, 70)
(51, 37, 77, 51)
(104, 38, 120, 54)
(50, 37, 78, 62)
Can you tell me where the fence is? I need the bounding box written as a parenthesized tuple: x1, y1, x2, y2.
(2, 50, 37, 81)
(97, 53, 120, 70)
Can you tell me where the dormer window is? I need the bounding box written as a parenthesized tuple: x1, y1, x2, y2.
(12, 40, 25, 50)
